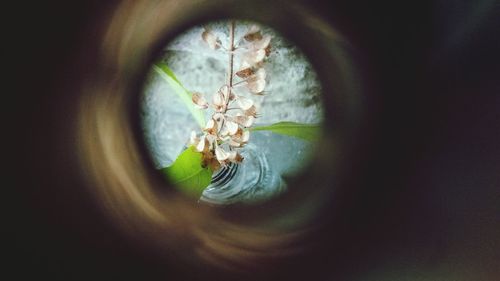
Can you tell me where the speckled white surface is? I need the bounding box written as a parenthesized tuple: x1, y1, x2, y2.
(141, 21, 323, 169)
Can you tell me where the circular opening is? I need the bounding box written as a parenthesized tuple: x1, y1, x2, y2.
(141, 20, 325, 205)
(78, 1, 362, 272)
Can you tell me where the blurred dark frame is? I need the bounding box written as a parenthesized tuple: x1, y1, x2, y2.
(6, 0, 500, 280)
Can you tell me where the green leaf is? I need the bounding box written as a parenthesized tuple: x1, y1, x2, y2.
(153, 62, 205, 128)
(161, 146, 213, 197)
(251, 122, 321, 141)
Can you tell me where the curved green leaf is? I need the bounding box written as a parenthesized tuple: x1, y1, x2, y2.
(153, 62, 205, 128)
(161, 146, 213, 197)
(251, 122, 321, 141)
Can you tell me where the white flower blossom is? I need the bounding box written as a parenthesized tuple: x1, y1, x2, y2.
(201, 28, 221, 50)
(190, 23, 271, 169)
(191, 92, 208, 109)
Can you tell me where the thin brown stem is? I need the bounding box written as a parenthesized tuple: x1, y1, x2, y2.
(232, 79, 247, 87)
(221, 21, 236, 116)
(226, 21, 235, 100)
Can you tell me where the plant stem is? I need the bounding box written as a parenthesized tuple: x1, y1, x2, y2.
(232, 79, 247, 87)
(226, 21, 235, 101)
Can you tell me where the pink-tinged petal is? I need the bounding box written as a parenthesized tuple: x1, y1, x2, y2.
(219, 134, 231, 142)
(244, 25, 262, 41)
(202, 30, 220, 50)
(243, 49, 266, 66)
(219, 125, 228, 137)
(230, 128, 249, 145)
(247, 25, 260, 34)
(215, 147, 229, 161)
(222, 86, 235, 101)
(236, 96, 254, 110)
(195, 135, 206, 152)
(235, 67, 254, 78)
(192, 92, 208, 109)
(239, 61, 252, 72)
(245, 116, 255, 127)
(244, 105, 258, 117)
(233, 114, 255, 128)
(212, 91, 223, 105)
(189, 131, 199, 145)
(252, 35, 271, 50)
(219, 121, 234, 137)
(247, 78, 266, 94)
(220, 86, 229, 98)
(204, 119, 215, 130)
(228, 139, 241, 147)
(206, 134, 217, 144)
(225, 120, 239, 135)
(241, 130, 250, 142)
(228, 151, 244, 163)
(255, 68, 266, 79)
(212, 91, 226, 112)
(204, 119, 219, 136)
(213, 113, 225, 123)
(228, 151, 237, 159)
(246, 69, 266, 84)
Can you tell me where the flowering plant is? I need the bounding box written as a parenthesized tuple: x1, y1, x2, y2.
(155, 21, 321, 197)
(189, 22, 270, 171)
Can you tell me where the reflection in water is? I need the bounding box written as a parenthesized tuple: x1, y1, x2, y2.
(201, 143, 286, 205)
(200, 131, 317, 204)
